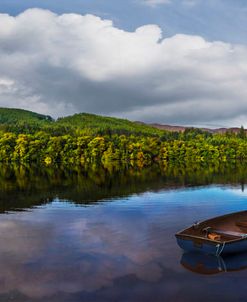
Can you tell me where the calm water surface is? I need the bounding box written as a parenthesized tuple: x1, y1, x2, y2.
(1, 164, 247, 301)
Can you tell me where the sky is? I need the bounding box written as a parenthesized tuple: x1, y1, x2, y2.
(0, 0, 247, 127)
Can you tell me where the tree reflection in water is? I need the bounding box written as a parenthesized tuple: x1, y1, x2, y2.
(0, 162, 247, 213)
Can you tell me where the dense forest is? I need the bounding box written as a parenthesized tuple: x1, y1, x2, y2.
(0, 107, 247, 166)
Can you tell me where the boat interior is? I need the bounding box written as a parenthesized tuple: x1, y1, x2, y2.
(179, 211, 247, 242)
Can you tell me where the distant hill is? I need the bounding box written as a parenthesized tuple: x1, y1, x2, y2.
(0, 107, 53, 133)
(0, 108, 163, 136)
(56, 112, 164, 136)
(0, 107, 245, 136)
(0, 108, 53, 124)
(146, 123, 246, 134)
(143, 123, 187, 132)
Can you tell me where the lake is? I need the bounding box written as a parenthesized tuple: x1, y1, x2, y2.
(0, 163, 247, 301)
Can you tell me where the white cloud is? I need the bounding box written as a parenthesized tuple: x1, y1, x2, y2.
(0, 9, 247, 126)
(182, 0, 199, 6)
(141, 0, 171, 7)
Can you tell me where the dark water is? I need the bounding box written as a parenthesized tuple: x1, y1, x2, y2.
(1, 163, 247, 301)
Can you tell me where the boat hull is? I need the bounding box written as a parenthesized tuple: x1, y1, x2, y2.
(176, 235, 247, 255)
(176, 237, 219, 255)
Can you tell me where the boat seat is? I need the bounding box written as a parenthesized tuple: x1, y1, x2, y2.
(205, 227, 247, 239)
(236, 221, 247, 228)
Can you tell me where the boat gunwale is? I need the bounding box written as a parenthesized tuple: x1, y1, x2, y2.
(175, 233, 247, 245)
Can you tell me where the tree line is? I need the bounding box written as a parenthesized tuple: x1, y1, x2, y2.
(0, 128, 247, 166)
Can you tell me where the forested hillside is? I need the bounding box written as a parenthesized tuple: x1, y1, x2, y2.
(56, 113, 164, 136)
(0, 108, 53, 133)
(0, 108, 163, 136)
(0, 107, 247, 166)
(0, 108, 53, 123)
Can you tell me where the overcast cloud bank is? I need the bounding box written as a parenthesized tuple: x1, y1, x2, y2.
(0, 9, 247, 127)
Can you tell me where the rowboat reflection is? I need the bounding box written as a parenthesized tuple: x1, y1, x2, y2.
(181, 251, 247, 275)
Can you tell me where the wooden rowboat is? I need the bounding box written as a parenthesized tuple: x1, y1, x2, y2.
(176, 210, 247, 256)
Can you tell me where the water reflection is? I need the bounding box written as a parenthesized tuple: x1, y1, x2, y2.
(181, 252, 247, 275)
(1, 162, 247, 213)
(0, 201, 172, 300)
(1, 163, 247, 301)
